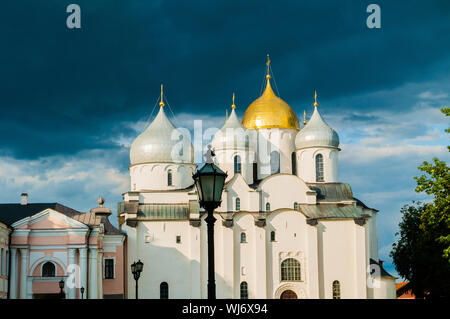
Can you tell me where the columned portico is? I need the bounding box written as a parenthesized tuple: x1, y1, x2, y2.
(89, 247, 98, 299)
(68, 248, 77, 299)
(79, 247, 88, 298)
(9, 248, 17, 299)
(97, 250, 103, 299)
(19, 248, 29, 299)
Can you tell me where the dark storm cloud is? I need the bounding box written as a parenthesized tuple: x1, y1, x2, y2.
(1, 0, 450, 159)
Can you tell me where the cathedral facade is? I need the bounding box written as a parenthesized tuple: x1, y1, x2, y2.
(119, 60, 396, 299)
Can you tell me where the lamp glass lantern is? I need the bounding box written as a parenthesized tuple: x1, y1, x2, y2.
(193, 163, 227, 209)
(135, 260, 144, 273)
(59, 279, 65, 289)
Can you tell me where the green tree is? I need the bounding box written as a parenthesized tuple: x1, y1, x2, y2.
(414, 107, 450, 262)
(391, 108, 450, 299)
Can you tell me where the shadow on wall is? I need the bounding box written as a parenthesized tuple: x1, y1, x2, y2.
(129, 223, 231, 299)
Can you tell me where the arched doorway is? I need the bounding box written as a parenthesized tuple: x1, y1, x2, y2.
(280, 290, 298, 299)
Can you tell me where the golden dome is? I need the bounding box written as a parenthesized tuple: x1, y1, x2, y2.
(242, 76, 299, 130)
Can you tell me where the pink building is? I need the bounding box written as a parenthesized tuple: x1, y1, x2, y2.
(0, 194, 126, 299)
(0, 220, 12, 299)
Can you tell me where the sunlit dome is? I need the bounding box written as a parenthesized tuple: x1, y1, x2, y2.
(130, 86, 194, 165)
(242, 56, 299, 130)
(212, 94, 249, 150)
(295, 92, 339, 149)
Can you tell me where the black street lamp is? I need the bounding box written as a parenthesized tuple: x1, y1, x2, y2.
(80, 287, 85, 299)
(58, 279, 65, 299)
(131, 260, 144, 299)
(192, 146, 227, 299)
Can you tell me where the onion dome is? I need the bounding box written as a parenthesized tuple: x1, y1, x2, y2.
(295, 91, 339, 149)
(212, 93, 249, 150)
(242, 55, 299, 130)
(130, 85, 194, 165)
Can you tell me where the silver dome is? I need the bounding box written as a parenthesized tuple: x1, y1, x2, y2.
(295, 107, 339, 149)
(130, 106, 194, 165)
(212, 108, 249, 150)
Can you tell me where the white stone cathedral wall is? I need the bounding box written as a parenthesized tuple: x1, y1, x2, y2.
(213, 149, 255, 185)
(296, 147, 339, 183)
(130, 163, 196, 191)
(317, 220, 368, 298)
(254, 129, 297, 179)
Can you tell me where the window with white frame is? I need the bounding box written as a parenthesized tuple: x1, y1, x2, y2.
(240, 281, 249, 299)
(42, 261, 56, 277)
(104, 258, 114, 279)
(235, 197, 240, 211)
(234, 155, 242, 174)
(332, 280, 341, 299)
(168, 169, 173, 186)
(315, 154, 324, 182)
(160, 282, 169, 299)
(280, 258, 301, 281)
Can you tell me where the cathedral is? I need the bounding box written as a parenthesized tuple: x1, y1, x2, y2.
(119, 58, 396, 299)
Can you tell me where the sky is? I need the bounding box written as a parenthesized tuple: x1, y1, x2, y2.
(1, 0, 449, 279)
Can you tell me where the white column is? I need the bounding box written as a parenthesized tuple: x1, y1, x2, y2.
(88, 248, 98, 299)
(354, 223, 368, 298)
(97, 250, 103, 299)
(189, 224, 201, 298)
(68, 248, 77, 299)
(306, 224, 320, 298)
(254, 226, 267, 298)
(222, 225, 234, 298)
(79, 248, 88, 299)
(19, 249, 29, 299)
(9, 248, 17, 299)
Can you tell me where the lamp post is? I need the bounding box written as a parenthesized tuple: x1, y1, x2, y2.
(80, 287, 85, 299)
(131, 260, 144, 299)
(192, 146, 227, 299)
(59, 279, 65, 299)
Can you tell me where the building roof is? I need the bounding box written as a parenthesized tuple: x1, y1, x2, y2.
(0, 203, 82, 226)
(299, 203, 368, 219)
(118, 200, 200, 221)
(0, 202, 122, 235)
(306, 183, 354, 202)
(370, 258, 396, 278)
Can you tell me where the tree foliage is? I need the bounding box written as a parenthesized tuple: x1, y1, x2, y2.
(391, 108, 450, 299)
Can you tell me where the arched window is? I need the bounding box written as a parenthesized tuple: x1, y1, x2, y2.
(234, 155, 242, 174)
(245, 135, 249, 148)
(270, 231, 276, 242)
(160, 282, 169, 299)
(42, 261, 56, 277)
(294, 202, 298, 210)
(240, 232, 246, 243)
(332, 280, 341, 299)
(281, 258, 301, 281)
(240, 281, 249, 299)
(167, 169, 173, 186)
(235, 197, 240, 211)
(315, 154, 324, 182)
(270, 151, 280, 174)
(266, 202, 271, 212)
(291, 152, 297, 175)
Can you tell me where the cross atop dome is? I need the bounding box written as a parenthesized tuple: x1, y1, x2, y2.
(159, 84, 165, 108)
